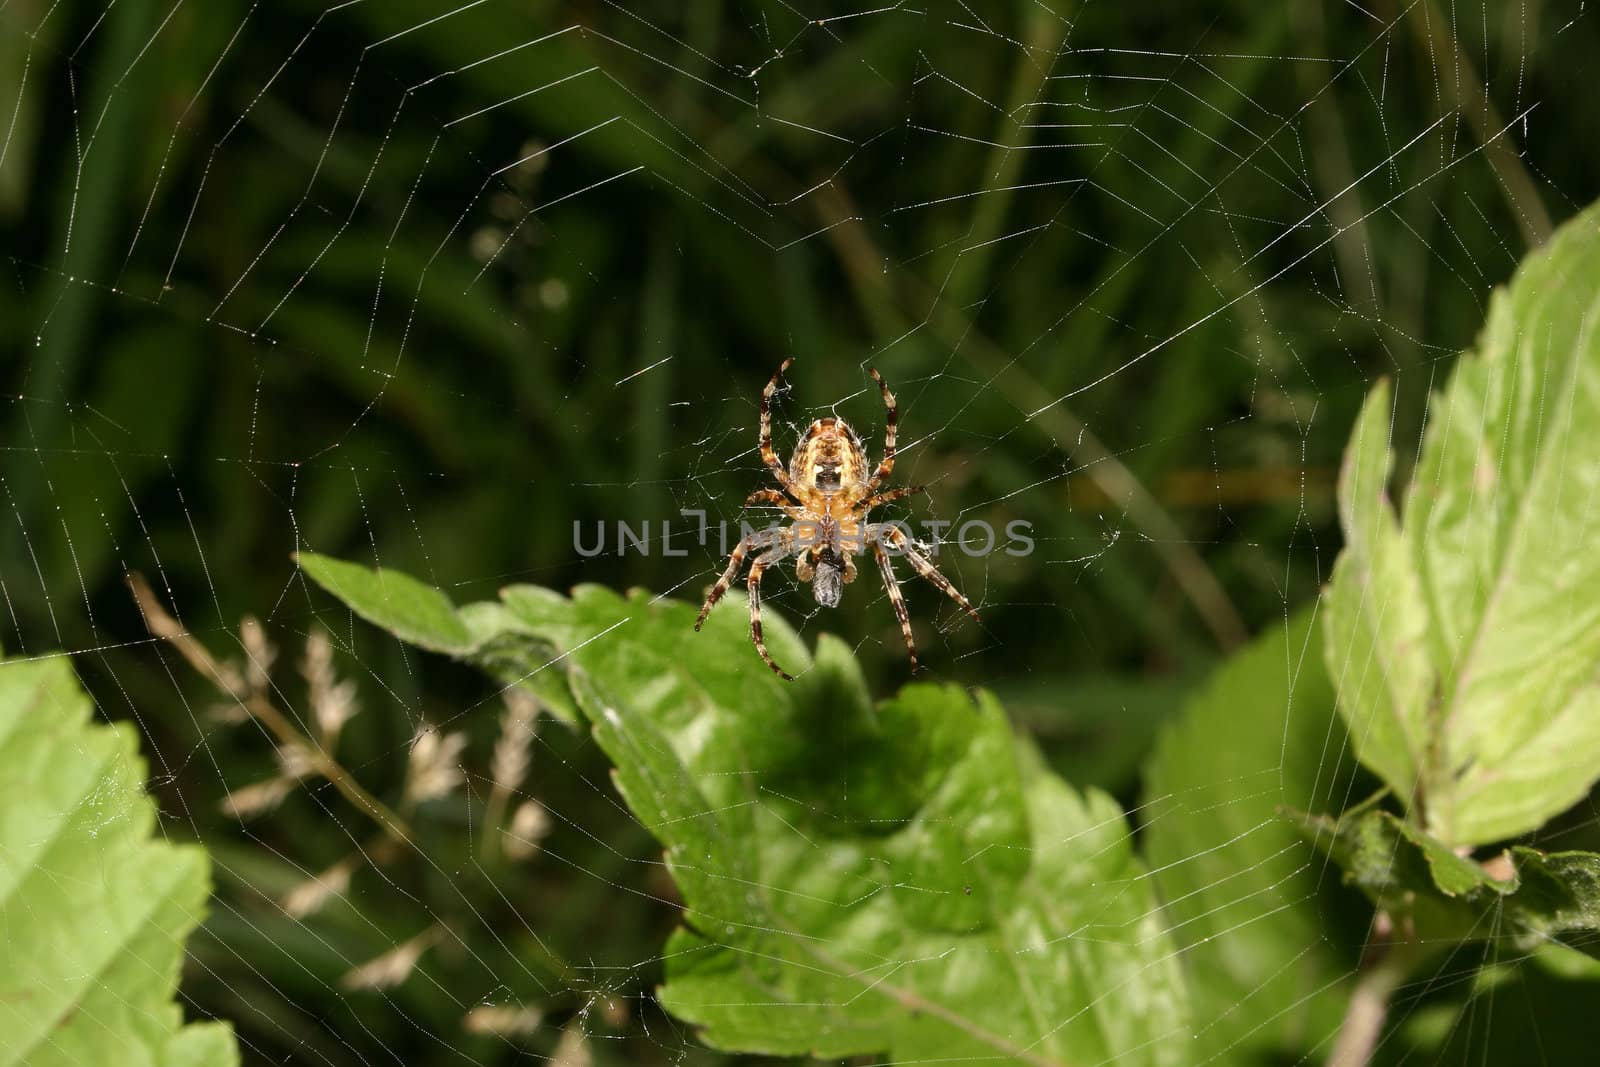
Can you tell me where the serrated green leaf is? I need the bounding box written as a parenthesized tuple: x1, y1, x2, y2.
(296, 551, 473, 654)
(0, 654, 238, 1067)
(534, 588, 1191, 1064)
(299, 563, 1192, 1065)
(1325, 202, 1600, 846)
(1293, 808, 1600, 960)
(455, 600, 580, 724)
(1142, 608, 1361, 1064)
(1503, 846, 1600, 949)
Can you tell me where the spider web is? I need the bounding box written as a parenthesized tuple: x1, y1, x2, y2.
(2, 0, 1598, 1064)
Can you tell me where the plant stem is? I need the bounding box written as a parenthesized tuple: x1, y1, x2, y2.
(126, 571, 416, 847)
(245, 691, 415, 846)
(1328, 918, 1423, 1067)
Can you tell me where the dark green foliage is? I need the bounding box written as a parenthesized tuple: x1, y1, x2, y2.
(302, 253, 1600, 1051)
(300, 566, 1193, 1064)
(5, 1, 1600, 1064)
(1294, 808, 1600, 960)
(1143, 609, 1363, 1061)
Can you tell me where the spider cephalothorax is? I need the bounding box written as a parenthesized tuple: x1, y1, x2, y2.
(694, 359, 981, 679)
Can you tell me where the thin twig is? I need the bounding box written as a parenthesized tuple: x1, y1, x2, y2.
(1328, 913, 1424, 1067)
(126, 571, 416, 848)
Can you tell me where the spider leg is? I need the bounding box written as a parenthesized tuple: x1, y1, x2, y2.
(747, 544, 796, 680)
(695, 527, 779, 630)
(872, 541, 918, 671)
(760, 359, 796, 490)
(862, 368, 896, 495)
(874, 524, 982, 623)
(863, 484, 924, 512)
(743, 487, 804, 518)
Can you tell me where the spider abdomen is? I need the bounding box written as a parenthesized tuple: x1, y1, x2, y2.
(813, 558, 844, 607)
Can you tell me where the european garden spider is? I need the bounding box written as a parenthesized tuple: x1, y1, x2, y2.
(694, 359, 981, 679)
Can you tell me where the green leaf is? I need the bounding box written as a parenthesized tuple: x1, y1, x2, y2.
(0, 654, 238, 1067)
(301, 561, 1192, 1065)
(455, 599, 581, 724)
(1324, 380, 1438, 816)
(298, 554, 584, 722)
(554, 590, 1190, 1065)
(1325, 201, 1600, 845)
(1292, 808, 1600, 960)
(1142, 608, 1362, 1063)
(1495, 847, 1600, 951)
(295, 551, 473, 654)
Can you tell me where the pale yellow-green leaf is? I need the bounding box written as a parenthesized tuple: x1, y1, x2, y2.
(1324, 380, 1438, 812)
(1325, 202, 1600, 845)
(0, 654, 238, 1067)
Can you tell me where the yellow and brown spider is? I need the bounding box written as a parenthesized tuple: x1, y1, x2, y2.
(694, 359, 980, 679)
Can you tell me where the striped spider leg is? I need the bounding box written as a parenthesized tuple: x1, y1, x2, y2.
(693, 524, 798, 679)
(868, 522, 981, 667)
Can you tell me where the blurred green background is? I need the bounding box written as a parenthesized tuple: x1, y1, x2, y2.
(3, 0, 1599, 1063)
